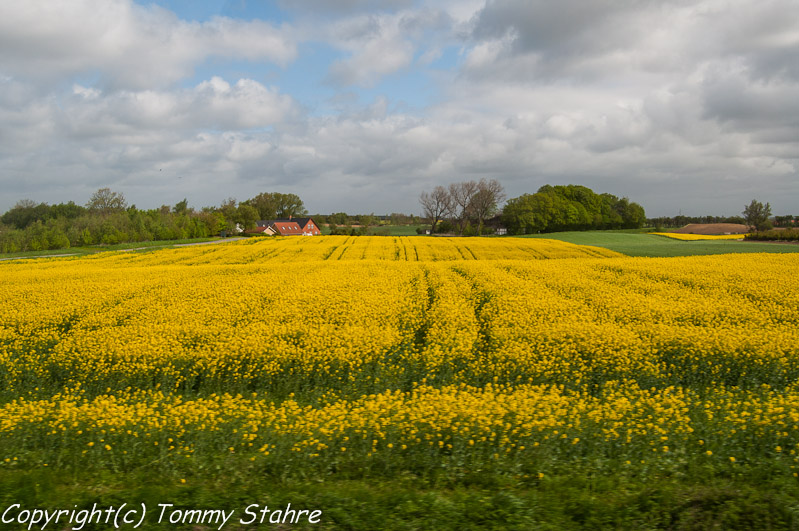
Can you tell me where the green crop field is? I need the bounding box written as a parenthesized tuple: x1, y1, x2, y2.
(0, 237, 223, 261)
(519, 231, 799, 257)
(320, 224, 425, 236)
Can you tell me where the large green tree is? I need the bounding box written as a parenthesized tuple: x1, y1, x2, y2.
(743, 199, 772, 232)
(501, 184, 646, 234)
(244, 192, 307, 220)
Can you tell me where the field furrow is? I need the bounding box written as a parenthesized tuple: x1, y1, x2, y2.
(1, 237, 798, 501)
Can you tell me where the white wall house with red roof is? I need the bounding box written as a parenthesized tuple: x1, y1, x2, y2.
(248, 217, 321, 236)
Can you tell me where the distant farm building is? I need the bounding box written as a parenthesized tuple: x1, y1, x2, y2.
(248, 217, 321, 236)
(486, 215, 508, 236)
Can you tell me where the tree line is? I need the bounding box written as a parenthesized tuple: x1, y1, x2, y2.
(648, 207, 796, 232)
(741, 200, 799, 240)
(500, 184, 646, 234)
(0, 188, 431, 253)
(6, 184, 788, 254)
(648, 214, 746, 229)
(418, 182, 647, 236)
(0, 189, 309, 253)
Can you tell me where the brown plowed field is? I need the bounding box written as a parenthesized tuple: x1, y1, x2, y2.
(671, 223, 749, 235)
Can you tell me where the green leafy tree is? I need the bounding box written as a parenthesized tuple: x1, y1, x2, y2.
(173, 198, 189, 215)
(235, 204, 260, 230)
(244, 193, 278, 220)
(244, 192, 307, 220)
(743, 199, 772, 232)
(50, 201, 86, 219)
(2, 199, 47, 229)
(217, 198, 238, 221)
(329, 212, 349, 225)
(501, 194, 549, 234)
(502, 185, 645, 234)
(359, 213, 377, 227)
(274, 193, 307, 218)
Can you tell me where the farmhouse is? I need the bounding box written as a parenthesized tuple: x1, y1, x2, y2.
(251, 217, 321, 236)
(485, 215, 508, 236)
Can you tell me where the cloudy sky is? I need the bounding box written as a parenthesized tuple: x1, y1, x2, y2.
(1, 0, 797, 217)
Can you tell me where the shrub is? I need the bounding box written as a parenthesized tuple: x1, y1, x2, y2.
(745, 229, 799, 242)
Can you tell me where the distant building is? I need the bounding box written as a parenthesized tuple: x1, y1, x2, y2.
(249, 217, 321, 236)
(485, 215, 508, 236)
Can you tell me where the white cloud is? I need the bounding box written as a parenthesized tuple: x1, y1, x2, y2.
(317, 7, 459, 87)
(327, 38, 414, 87)
(58, 77, 300, 138)
(0, 0, 797, 217)
(319, 13, 417, 87)
(0, 0, 297, 90)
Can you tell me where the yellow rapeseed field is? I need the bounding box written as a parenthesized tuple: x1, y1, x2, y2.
(1, 236, 798, 477)
(652, 232, 744, 240)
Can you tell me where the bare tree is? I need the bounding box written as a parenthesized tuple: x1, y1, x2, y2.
(419, 186, 453, 234)
(469, 179, 506, 232)
(449, 180, 479, 233)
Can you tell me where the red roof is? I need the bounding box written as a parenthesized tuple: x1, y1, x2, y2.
(272, 221, 303, 235)
(245, 226, 269, 234)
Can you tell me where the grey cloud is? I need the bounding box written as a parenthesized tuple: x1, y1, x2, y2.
(473, 0, 631, 53)
(1, 96, 797, 215)
(467, 0, 799, 86)
(399, 8, 453, 36)
(702, 71, 799, 131)
(707, 0, 799, 82)
(328, 15, 384, 42)
(467, 0, 662, 81)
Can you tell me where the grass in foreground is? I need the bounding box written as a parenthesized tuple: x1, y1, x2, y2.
(519, 231, 799, 257)
(1, 469, 797, 530)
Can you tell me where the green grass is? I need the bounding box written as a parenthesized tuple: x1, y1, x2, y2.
(0, 248, 86, 260)
(2, 468, 797, 530)
(0, 237, 222, 260)
(518, 231, 799, 257)
(320, 225, 425, 236)
(372, 224, 426, 236)
(93, 237, 222, 250)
